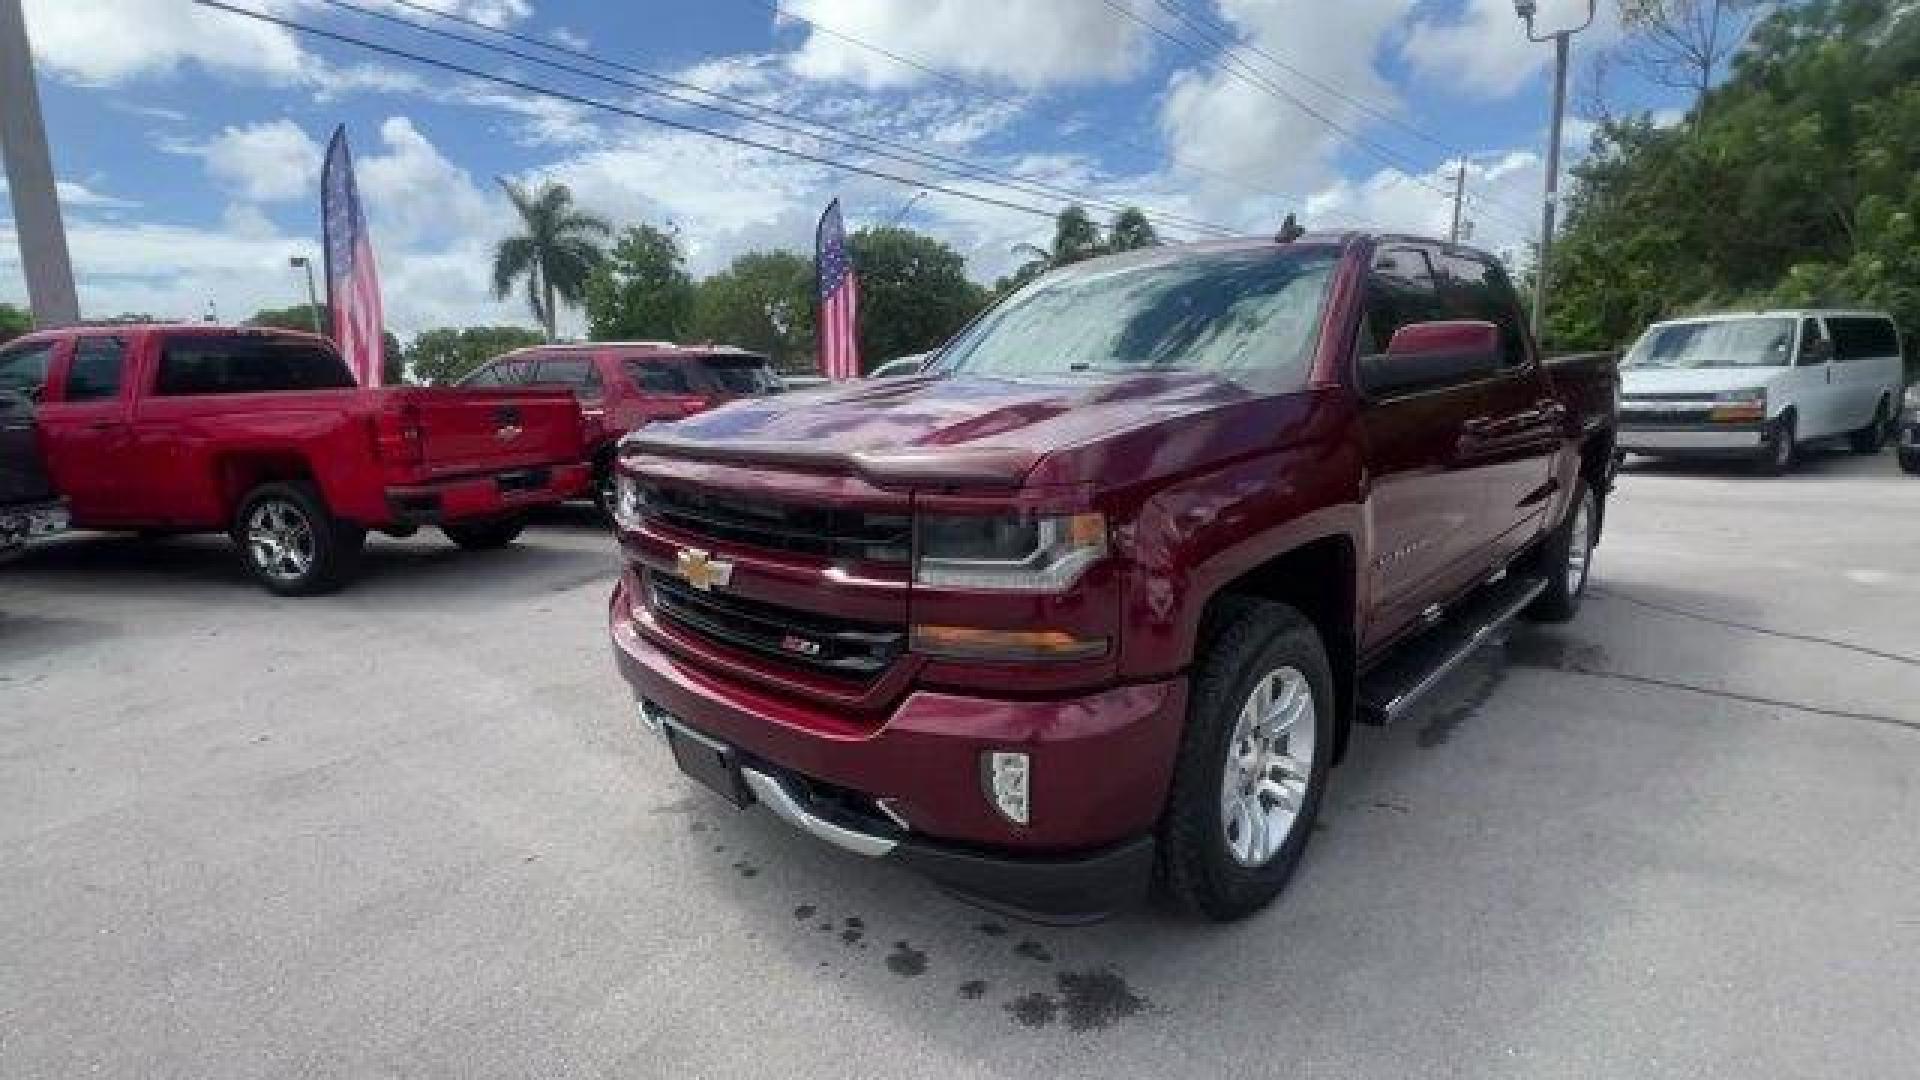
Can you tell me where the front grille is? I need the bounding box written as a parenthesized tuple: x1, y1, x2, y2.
(1622, 406, 1714, 425)
(649, 573, 906, 678)
(641, 483, 910, 564)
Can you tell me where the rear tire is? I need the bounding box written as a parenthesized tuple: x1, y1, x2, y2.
(1757, 414, 1797, 476)
(232, 482, 364, 596)
(1850, 398, 1893, 454)
(1159, 598, 1333, 921)
(442, 515, 526, 550)
(1520, 480, 1596, 624)
(1900, 447, 1920, 476)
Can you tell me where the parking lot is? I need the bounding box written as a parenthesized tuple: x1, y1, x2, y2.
(3, 448, 1917, 1078)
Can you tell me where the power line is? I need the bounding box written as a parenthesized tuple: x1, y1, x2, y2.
(743, 0, 1345, 219)
(190, 0, 1189, 232)
(1101, 0, 1540, 233)
(1150, 0, 1458, 157)
(352, 0, 1239, 239)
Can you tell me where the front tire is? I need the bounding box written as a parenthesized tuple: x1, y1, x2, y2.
(232, 482, 364, 596)
(1850, 398, 1893, 454)
(1520, 480, 1596, 624)
(1159, 598, 1333, 921)
(1758, 414, 1797, 476)
(442, 515, 526, 550)
(1900, 446, 1920, 476)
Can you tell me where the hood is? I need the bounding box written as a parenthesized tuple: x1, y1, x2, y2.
(623, 372, 1259, 488)
(1622, 366, 1783, 396)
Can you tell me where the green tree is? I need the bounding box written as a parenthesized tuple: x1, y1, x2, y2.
(0, 302, 31, 344)
(1107, 207, 1160, 252)
(245, 305, 404, 383)
(1546, 0, 1920, 361)
(585, 224, 696, 342)
(690, 250, 816, 373)
(848, 226, 988, 369)
(405, 325, 546, 385)
(492, 179, 610, 341)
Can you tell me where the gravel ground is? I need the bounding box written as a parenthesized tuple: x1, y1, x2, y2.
(3, 446, 1917, 1078)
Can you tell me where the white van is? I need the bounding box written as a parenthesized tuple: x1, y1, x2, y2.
(1618, 310, 1906, 473)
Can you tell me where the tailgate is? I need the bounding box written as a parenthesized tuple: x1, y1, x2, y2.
(387, 386, 585, 479)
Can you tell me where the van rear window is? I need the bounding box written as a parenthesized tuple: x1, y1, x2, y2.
(156, 335, 357, 396)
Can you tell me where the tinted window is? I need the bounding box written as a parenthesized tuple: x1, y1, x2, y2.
(1798, 318, 1829, 367)
(936, 247, 1338, 382)
(0, 342, 54, 396)
(1437, 253, 1527, 368)
(460, 364, 503, 387)
(156, 335, 356, 396)
(532, 356, 603, 396)
(1361, 247, 1442, 355)
(627, 361, 693, 395)
(65, 337, 126, 402)
(1829, 317, 1901, 362)
(695, 356, 779, 395)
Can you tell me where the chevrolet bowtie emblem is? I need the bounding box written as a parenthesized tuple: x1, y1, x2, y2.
(676, 548, 734, 592)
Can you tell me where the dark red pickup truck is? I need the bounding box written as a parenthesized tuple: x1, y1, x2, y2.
(0, 324, 589, 594)
(609, 233, 1618, 922)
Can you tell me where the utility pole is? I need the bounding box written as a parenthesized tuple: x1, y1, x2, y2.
(290, 255, 322, 333)
(1514, 0, 1597, 342)
(0, 0, 79, 327)
(1448, 161, 1467, 244)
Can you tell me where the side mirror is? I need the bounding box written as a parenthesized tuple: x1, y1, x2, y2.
(1359, 320, 1502, 398)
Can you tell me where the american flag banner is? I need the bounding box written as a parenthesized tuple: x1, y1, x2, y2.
(321, 126, 385, 387)
(815, 199, 862, 380)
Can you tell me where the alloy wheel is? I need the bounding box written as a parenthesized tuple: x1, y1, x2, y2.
(246, 499, 316, 584)
(1220, 666, 1317, 868)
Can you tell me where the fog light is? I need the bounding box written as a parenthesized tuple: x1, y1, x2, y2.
(983, 751, 1031, 825)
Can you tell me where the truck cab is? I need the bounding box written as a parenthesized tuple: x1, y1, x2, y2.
(607, 233, 1617, 922)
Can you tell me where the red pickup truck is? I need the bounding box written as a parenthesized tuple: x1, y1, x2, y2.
(459, 342, 786, 513)
(608, 233, 1618, 922)
(1, 324, 590, 594)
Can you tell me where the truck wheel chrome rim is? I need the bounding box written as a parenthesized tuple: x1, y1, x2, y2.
(247, 500, 315, 582)
(1221, 666, 1315, 868)
(1567, 491, 1592, 596)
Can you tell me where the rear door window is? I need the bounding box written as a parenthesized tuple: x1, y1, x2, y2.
(1797, 318, 1830, 367)
(64, 337, 127, 402)
(1828, 317, 1901, 362)
(531, 356, 603, 397)
(155, 335, 356, 396)
(0, 341, 55, 397)
(627, 360, 694, 395)
(694, 356, 780, 396)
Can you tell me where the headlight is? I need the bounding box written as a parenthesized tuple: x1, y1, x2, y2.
(611, 472, 646, 530)
(1711, 387, 1767, 423)
(914, 512, 1107, 591)
(1904, 384, 1920, 413)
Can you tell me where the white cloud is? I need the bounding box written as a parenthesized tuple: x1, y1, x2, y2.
(781, 0, 1150, 88)
(22, 0, 309, 86)
(1157, 0, 1413, 221)
(551, 25, 589, 51)
(0, 175, 138, 210)
(189, 119, 325, 204)
(1404, 0, 1622, 99)
(1305, 150, 1543, 265)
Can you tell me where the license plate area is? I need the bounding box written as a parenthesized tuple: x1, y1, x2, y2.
(496, 467, 552, 495)
(664, 719, 752, 808)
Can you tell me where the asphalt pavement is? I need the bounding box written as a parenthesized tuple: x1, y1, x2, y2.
(3, 445, 1917, 1078)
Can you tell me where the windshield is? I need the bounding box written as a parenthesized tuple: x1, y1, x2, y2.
(935, 247, 1338, 382)
(1625, 318, 1795, 370)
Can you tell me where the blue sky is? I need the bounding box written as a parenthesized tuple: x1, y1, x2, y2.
(2, 0, 1688, 336)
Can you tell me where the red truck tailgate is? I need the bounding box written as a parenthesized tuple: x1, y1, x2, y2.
(384, 386, 585, 479)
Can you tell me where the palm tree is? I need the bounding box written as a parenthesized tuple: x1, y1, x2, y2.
(492, 179, 610, 341)
(1107, 207, 1159, 252)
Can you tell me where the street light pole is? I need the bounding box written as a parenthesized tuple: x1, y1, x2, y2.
(289, 256, 321, 334)
(0, 0, 79, 327)
(1449, 160, 1467, 244)
(1516, 0, 1597, 343)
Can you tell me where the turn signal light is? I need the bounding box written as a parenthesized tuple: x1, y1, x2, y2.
(1710, 401, 1765, 422)
(910, 625, 1108, 662)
